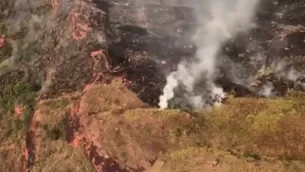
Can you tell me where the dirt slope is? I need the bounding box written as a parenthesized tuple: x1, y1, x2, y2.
(1, 0, 305, 172)
(27, 79, 305, 172)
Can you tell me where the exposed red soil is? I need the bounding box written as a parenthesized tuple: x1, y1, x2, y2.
(66, 78, 147, 172)
(14, 105, 24, 119)
(2, 0, 305, 171)
(69, 0, 91, 41)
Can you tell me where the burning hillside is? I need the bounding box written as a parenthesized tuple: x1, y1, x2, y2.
(1, 0, 305, 172)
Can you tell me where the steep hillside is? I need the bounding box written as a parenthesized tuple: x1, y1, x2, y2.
(1, 0, 305, 172)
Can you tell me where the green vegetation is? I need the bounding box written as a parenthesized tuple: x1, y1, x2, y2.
(0, 23, 8, 35)
(96, 90, 305, 171)
(31, 98, 95, 172)
(43, 112, 68, 141)
(1, 69, 305, 171)
(200, 92, 305, 160)
(31, 141, 96, 172)
(0, 41, 13, 63)
(163, 147, 203, 172)
(243, 152, 261, 161)
(158, 147, 305, 172)
(0, 82, 37, 131)
(123, 108, 185, 121)
(0, 81, 38, 171)
(42, 98, 70, 110)
(172, 128, 182, 137)
(34, 98, 71, 141)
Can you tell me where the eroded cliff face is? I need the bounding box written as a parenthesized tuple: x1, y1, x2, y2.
(1, 0, 305, 172)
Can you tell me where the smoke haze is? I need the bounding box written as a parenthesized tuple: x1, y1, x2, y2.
(159, 0, 261, 109)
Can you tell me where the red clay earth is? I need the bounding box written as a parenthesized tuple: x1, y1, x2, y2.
(2, 0, 305, 171)
(67, 79, 146, 172)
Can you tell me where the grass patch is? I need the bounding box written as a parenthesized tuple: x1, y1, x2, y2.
(43, 112, 68, 140)
(0, 81, 38, 131)
(200, 93, 305, 159)
(123, 108, 185, 121)
(0, 81, 38, 171)
(172, 128, 182, 137)
(158, 147, 305, 172)
(32, 140, 95, 172)
(243, 152, 261, 161)
(160, 147, 211, 172)
(42, 98, 70, 109)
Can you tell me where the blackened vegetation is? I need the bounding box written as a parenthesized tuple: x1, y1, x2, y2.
(0, 0, 305, 172)
(0, 0, 305, 108)
(92, 1, 197, 105)
(106, 2, 196, 63)
(90, 0, 305, 107)
(216, 0, 305, 97)
(49, 54, 93, 94)
(124, 60, 166, 106)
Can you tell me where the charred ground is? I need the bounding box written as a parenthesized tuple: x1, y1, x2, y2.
(1, 0, 305, 172)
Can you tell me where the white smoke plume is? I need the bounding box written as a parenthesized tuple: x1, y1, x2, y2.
(159, 0, 261, 109)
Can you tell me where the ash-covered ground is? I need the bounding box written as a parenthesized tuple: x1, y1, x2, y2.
(1, 0, 305, 107)
(1, 0, 305, 172)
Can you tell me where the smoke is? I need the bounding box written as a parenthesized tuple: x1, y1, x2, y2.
(159, 0, 260, 109)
